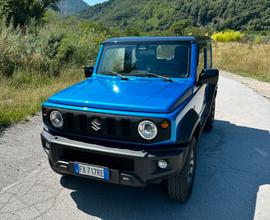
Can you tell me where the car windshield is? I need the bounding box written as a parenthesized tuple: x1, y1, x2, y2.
(96, 42, 190, 78)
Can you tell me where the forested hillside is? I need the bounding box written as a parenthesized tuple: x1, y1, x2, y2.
(58, 0, 89, 15)
(79, 0, 270, 32)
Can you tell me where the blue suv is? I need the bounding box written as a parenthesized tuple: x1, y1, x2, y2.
(41, 36, 219, 202)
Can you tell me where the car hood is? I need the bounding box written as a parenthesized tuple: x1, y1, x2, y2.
(48, 76, 192, 113)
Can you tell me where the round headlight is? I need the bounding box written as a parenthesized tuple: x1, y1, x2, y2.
(138, 120, 157, 140)
(50, 110, 64, 128)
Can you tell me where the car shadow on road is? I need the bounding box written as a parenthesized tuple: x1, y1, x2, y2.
(60, 120, 270, 220)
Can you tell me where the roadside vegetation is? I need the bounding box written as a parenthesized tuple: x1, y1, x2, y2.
(213, 42, 270, 82)
(212, 31, 244, 42)
(0, 1, 269, 126)
(0, 70, 82, 125)
(211, 30, 270, 44)
(80, 0, 270, 33)
(0, 11, 114, 125)
(210, 30, 270, 82)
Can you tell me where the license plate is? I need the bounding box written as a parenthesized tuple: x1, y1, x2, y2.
(73, 163, 109, 180)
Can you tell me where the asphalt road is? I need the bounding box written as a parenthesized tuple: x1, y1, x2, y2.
(0, 74, 270, 220)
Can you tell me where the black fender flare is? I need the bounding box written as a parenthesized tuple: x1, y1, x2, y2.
(176, 109, 200, 144)
(204, 84, 218, 118)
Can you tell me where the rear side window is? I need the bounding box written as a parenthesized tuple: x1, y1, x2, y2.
(197, 48, 205, 77)
(197, 43, 212, 80)
(207, 43, 212, 68)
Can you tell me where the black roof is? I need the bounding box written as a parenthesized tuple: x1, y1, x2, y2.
(103, 36, 211, 44)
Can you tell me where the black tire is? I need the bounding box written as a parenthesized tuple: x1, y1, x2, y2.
(204, 100, 215, 132)
(167, 137, 197, 202)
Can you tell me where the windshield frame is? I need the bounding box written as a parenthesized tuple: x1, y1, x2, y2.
(95, 41, 191, 79)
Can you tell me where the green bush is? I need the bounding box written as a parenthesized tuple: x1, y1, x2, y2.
(0, 23, 18, 76)
(0, 53, 15, 77)
(0, 15, 113, 78)
(212, 31, 244, 42)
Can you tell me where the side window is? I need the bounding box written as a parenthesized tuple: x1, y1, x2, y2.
(197, 44, 212, 80)
(197, 48, 205, 79)
(206, 44, 212, 68)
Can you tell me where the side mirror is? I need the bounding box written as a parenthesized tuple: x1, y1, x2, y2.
(200, 69, 219, 85)
(84, 65, 94, 78)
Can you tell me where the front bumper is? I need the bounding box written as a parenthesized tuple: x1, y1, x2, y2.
(41, 130, 188, 186)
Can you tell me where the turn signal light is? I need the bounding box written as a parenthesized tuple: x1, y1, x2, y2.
(160, 120, 169, 129)
(42, 107, 48, 117)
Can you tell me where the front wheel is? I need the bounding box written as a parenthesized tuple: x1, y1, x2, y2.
(167, 137, 197, 202)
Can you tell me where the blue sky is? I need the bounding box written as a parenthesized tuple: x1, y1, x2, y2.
(83, 0, 107, 6)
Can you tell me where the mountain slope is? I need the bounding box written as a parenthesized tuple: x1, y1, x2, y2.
(58, 0, 89, 15)
(79, 0, 270, 31)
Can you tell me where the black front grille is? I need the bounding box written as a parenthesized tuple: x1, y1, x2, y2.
(66, 113, 74, 129)
(106, 118, 116, 135)
(62, 148, 134, 172)
(79, 114, 87, 131)
(121, 119, 132, 136)
(63, 112, 133, 140)
(43, 107, 171, 144)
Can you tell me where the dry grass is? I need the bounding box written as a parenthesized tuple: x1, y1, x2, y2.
(213, 42, 270, 82)
(0, 69, 83, 126)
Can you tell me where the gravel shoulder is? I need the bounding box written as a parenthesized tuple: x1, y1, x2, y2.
(221, 71, 270, 99)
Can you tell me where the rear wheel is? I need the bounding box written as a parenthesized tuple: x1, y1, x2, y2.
(167, 137, 197, 202)
(204, 100, 215, 132)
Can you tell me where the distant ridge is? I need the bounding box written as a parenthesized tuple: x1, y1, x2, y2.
(58, 0, 89, 15)
(79, 0, 270, 31)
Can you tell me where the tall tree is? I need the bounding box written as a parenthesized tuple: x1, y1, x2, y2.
(0, 0, 60, 27)
(170, 20, 191, 35)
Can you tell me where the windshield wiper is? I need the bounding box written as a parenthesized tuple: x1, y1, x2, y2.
(145, 72, 173, 82)
(131, 71, 173, 82)
(99, 71, 129, 80)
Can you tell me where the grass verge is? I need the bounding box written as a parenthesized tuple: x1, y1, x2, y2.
(213, 42, 270, 82)
(0, 68, 83, 126)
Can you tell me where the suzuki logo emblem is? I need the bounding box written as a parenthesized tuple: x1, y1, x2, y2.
(91, 119, 101, 131)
